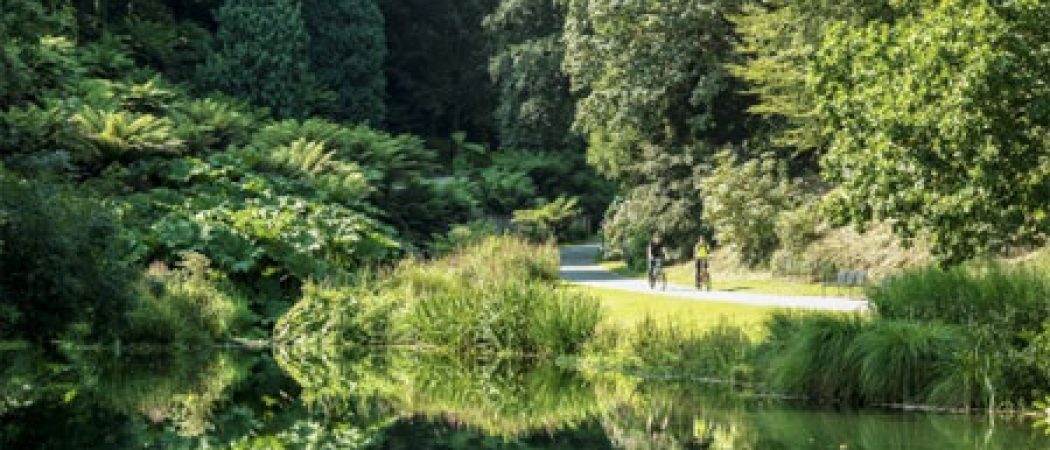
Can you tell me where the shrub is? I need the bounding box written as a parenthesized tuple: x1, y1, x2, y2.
(701, 150, 799, 267)
(0, 171, 136, 341)
(273, 279, 394, 347)
(125, 253, 254, 343)
(511, 196, 581, 242)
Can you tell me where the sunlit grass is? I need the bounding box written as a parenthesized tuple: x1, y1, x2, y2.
(600, 260, 834, 297)
(575, 285, 778, 340)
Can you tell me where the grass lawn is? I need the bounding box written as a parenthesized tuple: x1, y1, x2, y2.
(575, 285, 780, 339)
(600, 260, 839, 297)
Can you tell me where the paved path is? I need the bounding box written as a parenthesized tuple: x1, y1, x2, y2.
(559, 244, 869, 312)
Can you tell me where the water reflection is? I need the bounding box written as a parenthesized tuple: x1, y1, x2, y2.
(2, 347, 1048, 449)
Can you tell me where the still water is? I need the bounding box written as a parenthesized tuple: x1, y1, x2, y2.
(2, 347, 1048, 449)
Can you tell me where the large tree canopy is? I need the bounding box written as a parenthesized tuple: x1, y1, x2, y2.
(380, 0, 498, 142)
(808, 0, 1050, 261)
(485, 0, 578, 151)
(563, 0, 748, 180)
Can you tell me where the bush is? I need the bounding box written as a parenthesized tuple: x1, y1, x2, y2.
(125, 252, 254, 343)
(701, 150, 798, 267)
(0, 171, 136, 341)
(511, 196, 581, 242)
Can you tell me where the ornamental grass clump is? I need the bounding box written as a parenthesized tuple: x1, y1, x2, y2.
(381, 235, 599, 355)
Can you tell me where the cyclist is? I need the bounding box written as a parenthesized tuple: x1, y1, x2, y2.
(647, 233, 667, 283)
(694, 236, 711, 290)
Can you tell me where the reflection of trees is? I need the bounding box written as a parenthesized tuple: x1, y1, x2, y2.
(588, 374, 757, 450)
(275, 344, 604, 440)
(67, 350, 253, 437)
(382, 353, 602, 439)
(8, 346, 1048, 449)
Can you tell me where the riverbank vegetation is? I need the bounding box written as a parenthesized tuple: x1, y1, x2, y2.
(276, 235, 602, 355)
(592, 263, 1050, 411)
(0, 1, 611, 344)
(5, 0, 1050, 442)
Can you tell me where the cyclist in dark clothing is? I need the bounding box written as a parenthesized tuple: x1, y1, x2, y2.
(647, 234, 666, 281)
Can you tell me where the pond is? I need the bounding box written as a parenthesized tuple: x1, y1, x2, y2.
(2, 347, 1048, 449)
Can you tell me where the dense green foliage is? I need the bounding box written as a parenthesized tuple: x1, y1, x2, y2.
(0, 1, 609, 343)
(813, 1, 1050, 262)
(702, 151, 799, 265)
(485, 0, 578, 151)
(380, 0, 498, 141)
(303, 0, 387, 124)
(199, 0, 319, 118)
(0, 171, 135, 341)
(277, 236, 602, 355)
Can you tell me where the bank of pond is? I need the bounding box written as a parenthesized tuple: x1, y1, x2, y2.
(6, 237, 1050, 447)
(1, 347, 1048, 449)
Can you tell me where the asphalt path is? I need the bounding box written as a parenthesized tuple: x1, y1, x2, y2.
(559, 244, 869, 312)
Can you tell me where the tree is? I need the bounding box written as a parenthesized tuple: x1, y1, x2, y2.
(562, 0, 748, 180)
(730, 0, 896, 168)
(701, 150, 798, 265)
(198, 0, 317, 119)
(302, 0, 387, 125)
(810, 0, 1050, 261)
(485, 0, 578, 151)
(380, 0, 498, 142)
(564, 0, 750, 257)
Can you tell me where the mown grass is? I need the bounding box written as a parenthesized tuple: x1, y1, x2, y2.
(600, 260, 832, 297)
(577, 286, 776, 339)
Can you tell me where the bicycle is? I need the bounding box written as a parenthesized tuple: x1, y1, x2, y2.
(649, 257, 668, 290)
(695, 259, 711, 291)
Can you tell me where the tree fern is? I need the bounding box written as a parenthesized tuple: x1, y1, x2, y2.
(173, 97, 254, 152)
(264, 139, 370, 201)
(72, 107, 185, 162)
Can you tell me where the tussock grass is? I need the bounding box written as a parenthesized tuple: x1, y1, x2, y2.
(762, 312, 869, 404)
(870, 263, 1050, 332)
(760, 312, 994, 408)
(377, 236, 600, 355)
(586, 316, 755, 381)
